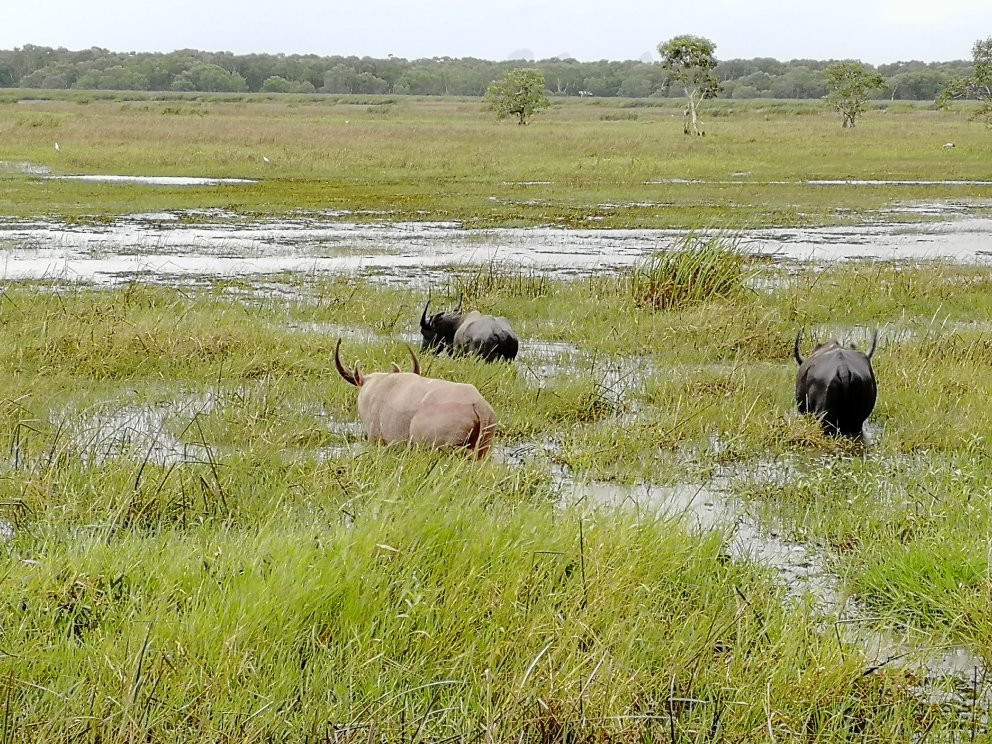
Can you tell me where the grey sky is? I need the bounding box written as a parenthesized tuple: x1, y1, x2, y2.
(3, 0, 989, 63)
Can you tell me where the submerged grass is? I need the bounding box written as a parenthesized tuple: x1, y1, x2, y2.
(0, 259, 991, 738)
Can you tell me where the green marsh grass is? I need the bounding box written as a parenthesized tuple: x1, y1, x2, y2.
(0, 260, 991, 738)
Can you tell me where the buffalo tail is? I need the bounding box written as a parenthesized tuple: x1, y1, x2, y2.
(468, 405, 494, 459)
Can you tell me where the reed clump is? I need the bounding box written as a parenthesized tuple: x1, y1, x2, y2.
(628, 233, 757, 310)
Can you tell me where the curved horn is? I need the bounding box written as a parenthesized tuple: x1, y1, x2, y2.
(455, 292, 463, 314)
(420, 299, 430, 329)
(406, 344, 421, 375)
(334, 338, 361, 387)
(866, 328, 878, 359)
(793, 329, 805, 365)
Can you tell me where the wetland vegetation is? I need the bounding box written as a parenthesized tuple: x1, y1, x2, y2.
(0, 93, 991, 740)
(0, 256, 991, 739)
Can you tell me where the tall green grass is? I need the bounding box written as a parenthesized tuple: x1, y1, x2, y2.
(628, 232, 757, 310)
(0, 262, 990, 738)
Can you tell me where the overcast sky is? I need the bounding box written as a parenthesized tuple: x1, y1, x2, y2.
(3, 0, 989, 64)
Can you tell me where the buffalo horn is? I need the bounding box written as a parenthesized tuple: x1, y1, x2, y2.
(334, 338, 362, 387)
(420, 299, 430, 329)
(866, 329, 878, 359)
(793, 329, 805, 365)
(406, 344, 421, 375)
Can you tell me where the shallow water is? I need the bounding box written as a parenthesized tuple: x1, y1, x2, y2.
(46, 175, 257, 186)
(67, 396, 216, 467)
(3, 210, 992, 286)
(558, 470, 989, 721)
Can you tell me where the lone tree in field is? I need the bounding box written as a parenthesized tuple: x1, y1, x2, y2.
(825, 62, 885, 127)
(485, 68, 550, 125)
(658, 35, 720, 136)
(937, 37, 992, 126)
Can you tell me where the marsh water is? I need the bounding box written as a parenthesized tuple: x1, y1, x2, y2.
(2, 206, 992, 286)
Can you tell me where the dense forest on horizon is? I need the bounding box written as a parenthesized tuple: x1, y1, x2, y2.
(0, 44, 973, 100)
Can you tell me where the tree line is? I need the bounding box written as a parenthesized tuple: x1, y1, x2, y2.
(0, 45, 974, 101)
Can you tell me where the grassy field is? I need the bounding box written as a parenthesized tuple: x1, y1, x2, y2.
(0, 254, 990, 740)
(0, 92, 990, 227)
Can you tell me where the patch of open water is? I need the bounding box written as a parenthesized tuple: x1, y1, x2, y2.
(66, 395, 217, 467)
(46, 175, 257, 186)
(3, 210, 992, 286)
(0, 160, 52, 176)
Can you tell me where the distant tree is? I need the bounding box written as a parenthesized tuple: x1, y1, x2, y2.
(658, 35, 720, 135)
(322, 64, 358, 93)
(74, 65, 149, 90)
(484, 68, 550, 125)
(352, 71, 389, 94)
(887, 69, 947, 101)
(582, 75, 613, 96)
(394, 66, 446, 95)
(261, 75, 294, 93)
(770, 67, 826, 99)
(170, 62, 248, 92)
(618, 74, 653, 98)
(732, 84, 760, 99)
(20, 62, 76, 89)
(938, 37, 992, 125)
(824, 61, 885, 127)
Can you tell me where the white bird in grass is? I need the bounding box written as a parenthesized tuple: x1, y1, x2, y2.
(54, 142, 60, 153)
(262, 155, 270, 163)
(943, 142, 955, 148)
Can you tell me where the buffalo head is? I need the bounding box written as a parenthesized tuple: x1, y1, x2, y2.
(419, 295, 464, 354)
(335, 338, 419, 387)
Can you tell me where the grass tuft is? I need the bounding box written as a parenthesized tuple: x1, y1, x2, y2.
(446, 259, 553, 304)
(628, 232, 757, 310)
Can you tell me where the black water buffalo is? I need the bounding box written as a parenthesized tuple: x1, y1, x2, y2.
(794, 329, 878, 437)
(420, 296, 519, 362)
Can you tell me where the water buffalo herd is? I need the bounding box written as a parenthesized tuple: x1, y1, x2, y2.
(336, 295, 879, 457)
